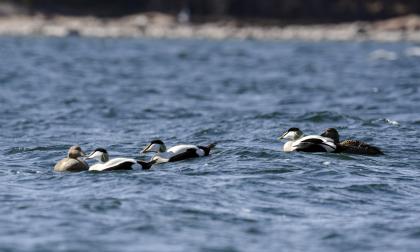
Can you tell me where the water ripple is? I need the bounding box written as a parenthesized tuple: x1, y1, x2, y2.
(0, 37, 419, 252)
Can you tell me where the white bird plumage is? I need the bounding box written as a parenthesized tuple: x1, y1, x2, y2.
(86, 148, 137, 171)
(279, 128, 336, 153)
(148, 144, 206, 163)
(138, 140, 216, 169)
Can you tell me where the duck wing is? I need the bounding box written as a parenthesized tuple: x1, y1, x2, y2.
(54, 158, 89, 172)
(339, 140, 384, 155)
(167, 145, 198, 155)
(168, 148, 200, 162)
(292, 135, 337, 153)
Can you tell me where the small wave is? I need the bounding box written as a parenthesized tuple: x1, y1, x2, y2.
(4, 145, 68, 155)
(63, 97, 80, 105)
(408, 228, 420, 238)
(126, 223, 157, 233)
(164, 110, 203, 119)
(177, 51, 189, 59)
(253, 111, 284, 119)
(369, 49, 398, 61)
(183, 171, 218, 176)
(343, 183, 397, 194)
(333, 154, 359, 161)
(233, 148, 278, 160)
(81, 197, 122, 212)
(295, 111, 357, 123)
(322, 232, 342, 240)
(192, 127, 224, 137)
(243, 167, 297, 175)
(201, 245, 240, 252)
(365, 118, 400, 126)
(405, 47, 420, 57)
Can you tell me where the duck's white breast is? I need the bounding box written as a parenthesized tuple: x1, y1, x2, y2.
(283, 141, 296, 152)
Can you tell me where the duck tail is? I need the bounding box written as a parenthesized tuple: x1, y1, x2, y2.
(199, 143, 217, 156)
(137, 159, 157, 170)
(207, 143, 217, 150)
(368, 146, 384, 155)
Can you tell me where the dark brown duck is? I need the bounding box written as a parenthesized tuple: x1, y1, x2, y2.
(320, 128, 384, 155)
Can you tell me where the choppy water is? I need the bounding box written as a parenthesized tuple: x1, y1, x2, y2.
(0, 36, 419, 252)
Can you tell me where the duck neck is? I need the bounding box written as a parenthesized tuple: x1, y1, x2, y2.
(331, 135, 340, 144)
(68, 153, 80, 159)
(158, 145, 167, 153)
(100, 153, 109, 163)
(293, 134, 304, 141)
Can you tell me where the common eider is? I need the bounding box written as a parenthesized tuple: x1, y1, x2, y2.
(320, 128, 384, 155)
(54, 145, 89, 172)
(85, 148, 137, 171)
(278, 128, 337, 153)
(138, 140, 216, 169)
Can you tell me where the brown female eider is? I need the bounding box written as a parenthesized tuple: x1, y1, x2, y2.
(54, 145, 89, 172)
(320, 128, 384, 155)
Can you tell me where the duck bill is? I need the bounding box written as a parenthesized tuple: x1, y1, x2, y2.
(278, 132, 287, 140)
(85, 151, 100, 160)
(141, 143, 153, 153)
(84, 152, 94, 160)
(320, 132, 327, 137)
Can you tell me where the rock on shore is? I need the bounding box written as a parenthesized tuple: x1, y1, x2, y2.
(1, 13, 420, 41)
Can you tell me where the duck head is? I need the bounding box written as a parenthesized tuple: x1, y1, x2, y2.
(320, 128, 340, 143)
(67, 145, 86, 159)
(85, 148, 109, 163)
(278, 128, 303, 141)
(141, 140, 167, 153)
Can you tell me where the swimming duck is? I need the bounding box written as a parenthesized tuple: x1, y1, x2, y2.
(138, 140, 216, 169)
(320, 128, 384, 155)
(278, 128, 337, 153)
(85, 148, 137, 171)
(54, 145, 89, 172)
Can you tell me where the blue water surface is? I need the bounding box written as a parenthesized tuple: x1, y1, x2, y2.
(0, 36, 419, 252)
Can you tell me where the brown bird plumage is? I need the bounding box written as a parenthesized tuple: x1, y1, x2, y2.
(54, 145, 89, 172)
(320, 128, 384, 155)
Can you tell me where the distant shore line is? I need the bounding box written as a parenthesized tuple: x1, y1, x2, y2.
(1, 13, 420, 42)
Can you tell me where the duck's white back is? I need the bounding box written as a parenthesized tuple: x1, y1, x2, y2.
(292, 135, 336, 152)
(89, 158, 136, 171)
(167, 145, 198, 155)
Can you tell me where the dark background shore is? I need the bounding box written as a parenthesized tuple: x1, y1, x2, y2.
(1, 1, 420, 41)
(4, 0, 420, 23)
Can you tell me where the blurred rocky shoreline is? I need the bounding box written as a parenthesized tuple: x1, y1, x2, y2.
(1, 13, 420, 42)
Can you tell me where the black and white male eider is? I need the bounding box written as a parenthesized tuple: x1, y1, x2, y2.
(138, 140, 216, 170)
(85, 148, 137, 171)
(278, 128, 337, 152)
(320, 128, 384, 155)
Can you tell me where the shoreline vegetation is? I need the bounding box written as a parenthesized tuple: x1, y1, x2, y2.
(0, 13, 420, 42)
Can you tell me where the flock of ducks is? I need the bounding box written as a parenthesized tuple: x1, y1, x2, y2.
(279, 128, 383, 155)
(54, 140, 216, 172)
(54, 128, 383, 172)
